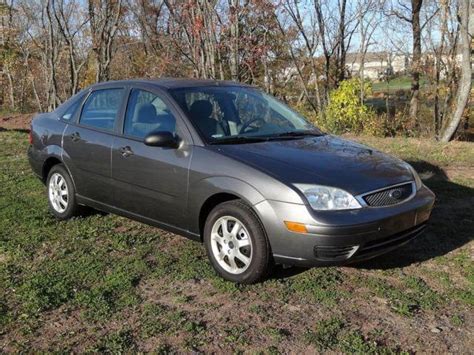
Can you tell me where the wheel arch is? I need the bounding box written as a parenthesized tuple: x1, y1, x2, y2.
(41, 148, 76, 191)
(42, 156, 63, 183)
(190, 176, 266, 241)
(198, 193, 241, 240)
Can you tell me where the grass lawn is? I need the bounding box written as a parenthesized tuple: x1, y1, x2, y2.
(371, 75, 430, 93)
(0, 129, 473, 352)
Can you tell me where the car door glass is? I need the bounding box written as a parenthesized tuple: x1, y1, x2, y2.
(179, 91, 229, 138)
(124, 89, 176, 139)
(61, 98, 82, 121)
(79, 89, 124, 131)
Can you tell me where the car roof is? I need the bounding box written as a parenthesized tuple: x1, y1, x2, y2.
(88, 78, 252, 90)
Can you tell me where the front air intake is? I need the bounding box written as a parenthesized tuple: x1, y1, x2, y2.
(313, 245, 359, 261)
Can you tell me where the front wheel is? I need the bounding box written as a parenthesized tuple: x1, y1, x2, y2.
(204, 200, 272, 284)
(46, 164, 81, 220)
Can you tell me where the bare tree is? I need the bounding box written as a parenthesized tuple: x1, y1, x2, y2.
(164, 0, 222, 79)
(274, 10, 319, 114)
(356, 0, 382, 102)
(283, 0, 324, 115)
(440, 0, 471, 141)
(88, 0, 123, 82)
(386, 0, 439, 122)
(314, 0, 358, 99)
(52, 0, 89, 95)
(1, 0, 16, 110)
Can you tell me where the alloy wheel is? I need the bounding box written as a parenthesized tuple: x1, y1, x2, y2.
(48, 172, 69, 213)
(210, 216, 253, 274)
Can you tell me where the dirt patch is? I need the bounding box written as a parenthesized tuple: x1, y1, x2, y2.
(0, 113, 35, 131)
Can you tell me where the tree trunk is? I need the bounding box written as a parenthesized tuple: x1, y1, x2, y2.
(336, 0, 347, 84)
(314, 0, 330, 102)
(46, 0, 59, 110)
(433, 0, 449, 137)
(409, 0, 423, 121)
(6, 70, 14, 110)
(440, 0, 471, 142)
(229, 0, 239, 81)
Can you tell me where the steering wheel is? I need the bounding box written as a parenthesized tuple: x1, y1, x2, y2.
(239, 118, 266, 133)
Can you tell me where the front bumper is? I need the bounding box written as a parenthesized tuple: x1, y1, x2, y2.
(254, 185, 435, 267)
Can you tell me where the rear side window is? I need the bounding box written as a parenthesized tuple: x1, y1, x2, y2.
(79, 89, 124, 131)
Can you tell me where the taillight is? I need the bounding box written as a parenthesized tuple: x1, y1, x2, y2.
(28, 130, 33, 145)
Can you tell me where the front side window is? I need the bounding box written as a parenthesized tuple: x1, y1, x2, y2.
(170, 86, 318, 143)
(123, 89, 176, 139)
(79, 88, 124, 131)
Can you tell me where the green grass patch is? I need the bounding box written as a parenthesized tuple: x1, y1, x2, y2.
(0, 129, 472, 352)
(289, 267, 347, 305)
(364, 275, 442, 316)
(304, 317, 406, 353)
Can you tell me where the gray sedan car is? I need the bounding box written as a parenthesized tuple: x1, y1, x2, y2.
(28, 79, 435, 283)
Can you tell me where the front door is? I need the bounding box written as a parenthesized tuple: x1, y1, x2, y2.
(63, 88, 126, 205)
(111, 88, 193, 227)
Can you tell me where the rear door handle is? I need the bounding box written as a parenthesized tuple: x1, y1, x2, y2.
(119, 146, 134, 157)
(70, 132, 81, 142)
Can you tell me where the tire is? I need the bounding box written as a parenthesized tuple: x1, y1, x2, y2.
(204, 200, 272, 284)
(46, 164, 81, 220)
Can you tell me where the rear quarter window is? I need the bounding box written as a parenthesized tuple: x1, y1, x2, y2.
(60, 98, 83, 121)
(55, 91, 86, 122)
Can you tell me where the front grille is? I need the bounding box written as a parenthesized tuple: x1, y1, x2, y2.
(314, 245, 358, 261)
(363, 183, 413, 206)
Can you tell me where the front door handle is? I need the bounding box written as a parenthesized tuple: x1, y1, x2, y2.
(119, 146, 134, 157)
(70, 132, 81, 142)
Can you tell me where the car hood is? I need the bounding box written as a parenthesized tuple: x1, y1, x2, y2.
(212, 135, 413, 195)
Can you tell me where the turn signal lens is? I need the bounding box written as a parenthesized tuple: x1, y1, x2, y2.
(28, 130, 33, 145)
(284, 221, 308, 234)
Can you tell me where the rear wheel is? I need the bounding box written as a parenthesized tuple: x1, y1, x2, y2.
(204, 200, 272, 284)
(46, 164, 80, 220)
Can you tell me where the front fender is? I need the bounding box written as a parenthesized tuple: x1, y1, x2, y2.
(187, 176, 266, 234)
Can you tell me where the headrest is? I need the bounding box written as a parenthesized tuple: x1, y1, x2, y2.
(189, 100, 213, 119)
(137, 103, 157, 123)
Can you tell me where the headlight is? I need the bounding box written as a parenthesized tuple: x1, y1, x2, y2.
(294, 184, 362, 211)
(406, 164, 422, 190)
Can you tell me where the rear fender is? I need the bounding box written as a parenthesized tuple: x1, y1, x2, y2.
(40, 145, 76, 189)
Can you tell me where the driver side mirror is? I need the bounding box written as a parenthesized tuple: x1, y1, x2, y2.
(144, 131, 180, 148)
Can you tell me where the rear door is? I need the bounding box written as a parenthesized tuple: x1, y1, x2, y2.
(63, 87, 126, 204)
(111, 86, 193, 227)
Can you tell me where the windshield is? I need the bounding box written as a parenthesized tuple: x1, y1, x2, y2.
(169, 86, 321, 143)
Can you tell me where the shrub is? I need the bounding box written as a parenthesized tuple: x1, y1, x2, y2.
(325, 79, 380, 135)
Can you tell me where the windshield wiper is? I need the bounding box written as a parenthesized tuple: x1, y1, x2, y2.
(272, 130, 325, 138)
(209, 130, 325, 145)
(209, 135, 270, 145)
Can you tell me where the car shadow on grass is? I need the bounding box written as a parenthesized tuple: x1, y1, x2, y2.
(354, 160, 474, 270)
